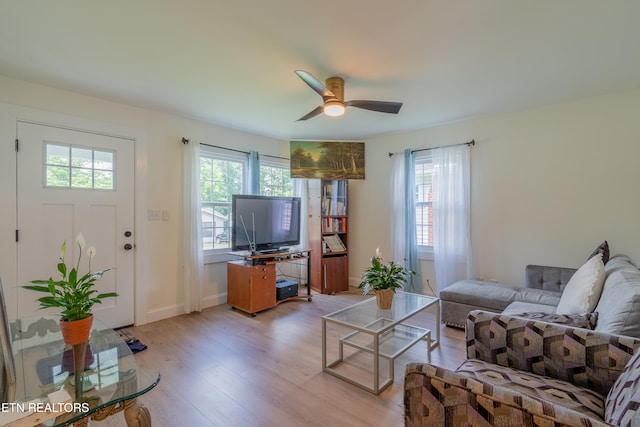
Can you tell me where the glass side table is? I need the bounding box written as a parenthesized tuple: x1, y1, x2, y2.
(11, 315, 160, 426)
(322, 291, 439, 394)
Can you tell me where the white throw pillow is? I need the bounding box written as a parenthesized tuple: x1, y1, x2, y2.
(556, 254, 605, 314)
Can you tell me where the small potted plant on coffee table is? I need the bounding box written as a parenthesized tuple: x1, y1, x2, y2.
(358, 248, 414, 309)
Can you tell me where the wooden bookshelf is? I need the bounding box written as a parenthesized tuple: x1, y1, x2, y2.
(309, 179, 349, 294)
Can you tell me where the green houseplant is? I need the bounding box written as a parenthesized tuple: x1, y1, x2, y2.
(358, 248, 415, 309)
(23, 232, 118, 345)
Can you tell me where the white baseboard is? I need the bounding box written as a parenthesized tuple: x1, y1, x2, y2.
(144, 292, 228, 324)
(202, 292, 228, 309)
(145, 304, 183, 324)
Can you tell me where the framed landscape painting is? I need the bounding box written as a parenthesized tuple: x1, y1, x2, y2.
(290, 140, 365, 179)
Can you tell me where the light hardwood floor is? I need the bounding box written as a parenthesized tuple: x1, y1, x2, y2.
(100, 290, 465, 427)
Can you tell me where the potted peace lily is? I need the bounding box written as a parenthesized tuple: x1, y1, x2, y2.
(358, 248, 415, 309)
(23, 232, 118, 345)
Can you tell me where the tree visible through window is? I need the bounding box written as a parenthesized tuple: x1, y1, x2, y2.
(200, 155, 243, 251)
(44, 142, 115, 190)
(199, 151, 292, 253)
(260, 163, 292, 197)
(415, 153, 433, 247)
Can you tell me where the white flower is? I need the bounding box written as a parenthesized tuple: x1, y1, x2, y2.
(375, 247, 382, 259)
(76, 232, 86, 250)
(60, 240, 67, 261)
(87, 246, 96, 259)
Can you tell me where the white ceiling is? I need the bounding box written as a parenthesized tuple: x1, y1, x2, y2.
(1, 1, 639, 141)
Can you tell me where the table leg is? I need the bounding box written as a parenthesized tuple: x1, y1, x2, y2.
(322, 318, 327, 369)
(123, 398, 152, 427)
(430, 303, 441, 350)
(373, 333, 379, 394)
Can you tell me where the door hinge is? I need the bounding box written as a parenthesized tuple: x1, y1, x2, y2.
(15, 139, 19, 152)
(15, 230, 19, 242)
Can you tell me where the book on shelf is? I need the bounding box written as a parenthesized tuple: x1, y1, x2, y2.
(322, 217, 347, 233)
(321, 199, 347, 216)
(323, 234, 346, 253)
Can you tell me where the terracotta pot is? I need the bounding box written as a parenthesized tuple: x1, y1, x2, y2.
(60, 314, 93, 346)
(374, 289, 394, 310)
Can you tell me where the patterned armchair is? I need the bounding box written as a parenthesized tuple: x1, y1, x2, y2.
(404, 310, 640, 427)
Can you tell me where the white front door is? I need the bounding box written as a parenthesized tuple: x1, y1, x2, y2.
(16, 121, 135, 328)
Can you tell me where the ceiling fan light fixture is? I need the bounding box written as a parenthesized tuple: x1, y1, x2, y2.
(323, 100, 345, 117)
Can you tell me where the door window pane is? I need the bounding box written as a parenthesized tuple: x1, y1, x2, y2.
(46, 166, 70, 187)
(46, 144, 69, 166)
(44, 142, 116, 190)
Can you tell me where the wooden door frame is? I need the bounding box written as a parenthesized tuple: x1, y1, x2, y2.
(0, 103, 150, 325)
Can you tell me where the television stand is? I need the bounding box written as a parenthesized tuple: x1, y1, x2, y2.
(226, 248, 312, 317)
(252, 248, 285, 255)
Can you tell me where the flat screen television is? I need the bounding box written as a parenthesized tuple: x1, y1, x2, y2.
(231, 194, 302, 253)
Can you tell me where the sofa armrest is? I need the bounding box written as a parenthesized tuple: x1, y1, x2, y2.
(465, 310, 640, 395)
(404, 362, 611, 427)
(525, 264, 577, 292)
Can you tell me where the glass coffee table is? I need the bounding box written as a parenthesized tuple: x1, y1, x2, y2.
(322, 291, 439, 394)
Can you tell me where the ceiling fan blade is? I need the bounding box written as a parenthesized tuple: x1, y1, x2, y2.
(346, 100, 403, 114)
(296, 105, 324, 121)
(295, 70, 336, 101)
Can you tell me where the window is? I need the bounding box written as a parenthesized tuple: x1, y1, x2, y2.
(199, 150, 245, 251)
(199, 149, 292, 254)
(260, 159, 292, 197)
(414, 152, 433, 248)
(44, 142, 115, 190)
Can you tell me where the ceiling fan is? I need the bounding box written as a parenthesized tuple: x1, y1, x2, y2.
(294, 70, 403, 121)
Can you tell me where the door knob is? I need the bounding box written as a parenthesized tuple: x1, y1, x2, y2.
(124, 243, 133, 251)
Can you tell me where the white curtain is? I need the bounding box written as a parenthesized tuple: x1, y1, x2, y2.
(182, 140, 204, 313)
(391, 149, 422, 293)
(432, 144, 472, 292)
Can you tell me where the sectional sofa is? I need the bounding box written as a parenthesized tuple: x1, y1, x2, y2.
(439, 251, 640, 339)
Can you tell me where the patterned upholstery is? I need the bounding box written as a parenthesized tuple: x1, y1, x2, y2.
(605, 348, 640, 426)
(506, 311, 599, 329)
(404, 310, 640, 427)
(466, 311, 638, 395)
(458, 359, 605, 419)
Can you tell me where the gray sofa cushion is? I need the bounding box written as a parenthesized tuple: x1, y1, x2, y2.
(604, 254, 636, 275)
(439, 280, 520, 312)
(594, 267, 640, 337)
(517, 288, 562, 306)
(502, 301, 557, 315)
(501, 289, 562, 316)
(525, 264, 577, 293)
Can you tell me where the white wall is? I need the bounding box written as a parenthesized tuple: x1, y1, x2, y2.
(0, 75, 287, 323)
(353, 88, 640, 291)
(3, 73, 639, 321)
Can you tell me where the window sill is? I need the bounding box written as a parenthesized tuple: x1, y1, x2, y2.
(204, 251, 234, 265)
(418, 247, 434, 261)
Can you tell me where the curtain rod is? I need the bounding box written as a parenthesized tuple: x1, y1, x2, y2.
(181, 137, 289, 161)
(388, 139, 475, 157)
